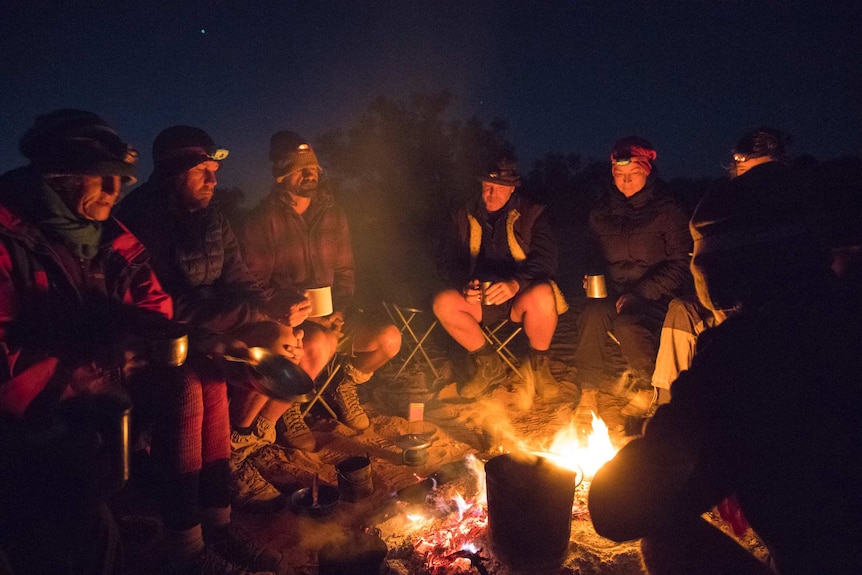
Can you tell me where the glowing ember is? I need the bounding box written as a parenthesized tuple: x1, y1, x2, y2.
(399, 417, 619, 572)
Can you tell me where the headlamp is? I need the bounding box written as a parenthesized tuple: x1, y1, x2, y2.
(121, 146, 139, 165)
(205, 147, 229, 161)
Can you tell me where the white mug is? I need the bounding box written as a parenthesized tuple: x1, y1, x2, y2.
(305, 286, 333, 317)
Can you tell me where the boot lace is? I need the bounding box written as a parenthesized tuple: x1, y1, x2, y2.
(282, 404, 310, 435)
(336, 382, 364, 418)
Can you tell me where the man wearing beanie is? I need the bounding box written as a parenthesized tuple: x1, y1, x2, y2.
(588, 133, 862, 574)
(238, 131, 401, 433)
(0, 111, 285, 575)
(573, 137, 693, 444)
(433, 158, 567, 400)
(118, 126, 333, 520)
(647, 127, 791, 411)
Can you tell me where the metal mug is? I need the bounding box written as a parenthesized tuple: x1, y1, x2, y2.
(480, 281, 493, 306)
(585, 274, 608, 299)
(150, 333, 189, 367)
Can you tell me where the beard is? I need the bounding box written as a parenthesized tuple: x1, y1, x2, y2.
(291, 178, 318, 198)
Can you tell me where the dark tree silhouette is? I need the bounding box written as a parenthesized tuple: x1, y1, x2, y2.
(313, 91, 514, 305)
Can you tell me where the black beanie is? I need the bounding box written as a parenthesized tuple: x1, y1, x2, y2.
(269, 131, 320, 183)
(152, 125, 228, 175)
(479, 158, 521, 187)
(19, 109, 138, 183)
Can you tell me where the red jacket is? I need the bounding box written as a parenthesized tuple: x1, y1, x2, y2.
(0, 168, 173, 418)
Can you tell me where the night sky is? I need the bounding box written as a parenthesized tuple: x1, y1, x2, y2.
(2, 1, 860, 204)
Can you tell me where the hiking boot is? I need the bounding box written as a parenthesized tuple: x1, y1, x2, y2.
(527, 354, 560, 399)
(204, 523, 286, 574)
(229, 459, 285, 513)
(326, 381, 370, 430)
(276, 403, 316, 451)
(459, 352, 507, 399)
(163, 545, 276, 575)
(253, 416, 275, 445)
(229, 416, 273, 471)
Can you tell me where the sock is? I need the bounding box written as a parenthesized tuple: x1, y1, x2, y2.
(343, 361, 372, 384)
(529, 347, 550, 358)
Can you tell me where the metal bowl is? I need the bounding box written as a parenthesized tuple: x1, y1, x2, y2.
(222, 347, 315, 402)
(291, 484, 339, 518)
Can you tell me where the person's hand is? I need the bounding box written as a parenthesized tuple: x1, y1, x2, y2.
(463, 279, 482, 304)
(119, 337, 149, 380)
(195, 331, 251, 360)
(283, 297, 312, 327)
(582, 274, 589, 296)
(327, 311, 345, 335)
(615, 293, 638, 314)
(484, 280, 519, 306)
(275, 325, 304, 365)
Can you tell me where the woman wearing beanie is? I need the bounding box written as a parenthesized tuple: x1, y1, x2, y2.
(572, 137, 693, 444)
(589, 136, 862, 573)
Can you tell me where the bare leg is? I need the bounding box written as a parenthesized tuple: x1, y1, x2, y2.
(350, 321, 402, 373)
(229, 387, 269, 428)
(510, 283, 557, 351)
(432, 288, 485, 351)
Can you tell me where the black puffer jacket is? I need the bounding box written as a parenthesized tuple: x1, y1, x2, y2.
(117, 180, 268, 333)
(587, 175, 692, 301)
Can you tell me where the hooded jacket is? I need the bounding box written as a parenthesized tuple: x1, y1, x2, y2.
(0, 167, 173, 418)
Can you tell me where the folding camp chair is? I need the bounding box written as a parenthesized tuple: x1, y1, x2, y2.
(382, 301, 440, 379)
(300, 354, 341, 419)
(481, 318, 524, 379)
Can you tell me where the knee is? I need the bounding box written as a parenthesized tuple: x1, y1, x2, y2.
(432, 289, 462, 321)
(518, 283, 557, 315)
(303, 328, 334, 360)
(377, 324, 402, 358)
(664, 297, 705, 332)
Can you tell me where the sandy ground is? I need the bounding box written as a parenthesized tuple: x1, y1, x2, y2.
(112, 224, 768, 574)
(113, 305, 765, 575)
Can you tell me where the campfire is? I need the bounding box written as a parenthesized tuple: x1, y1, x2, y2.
(383, 411, 619, 574)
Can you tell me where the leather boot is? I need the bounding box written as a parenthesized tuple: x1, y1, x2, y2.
(528, 353, 560, 399)
(459, 351, 506, 399)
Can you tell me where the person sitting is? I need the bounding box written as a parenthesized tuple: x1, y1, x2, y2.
(432, 158, 566, 400)
(0, 110, 286, 575)
(644, 127, 790, 415)
(238, 131, 401, 432)
(572, 137, 692, 442)
(117, 125, 334, 513)
(588, 135, 862, 574)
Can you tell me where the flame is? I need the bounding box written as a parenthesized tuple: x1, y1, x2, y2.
(400, 418, 619, 572)
(540, 412, 619, 479)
